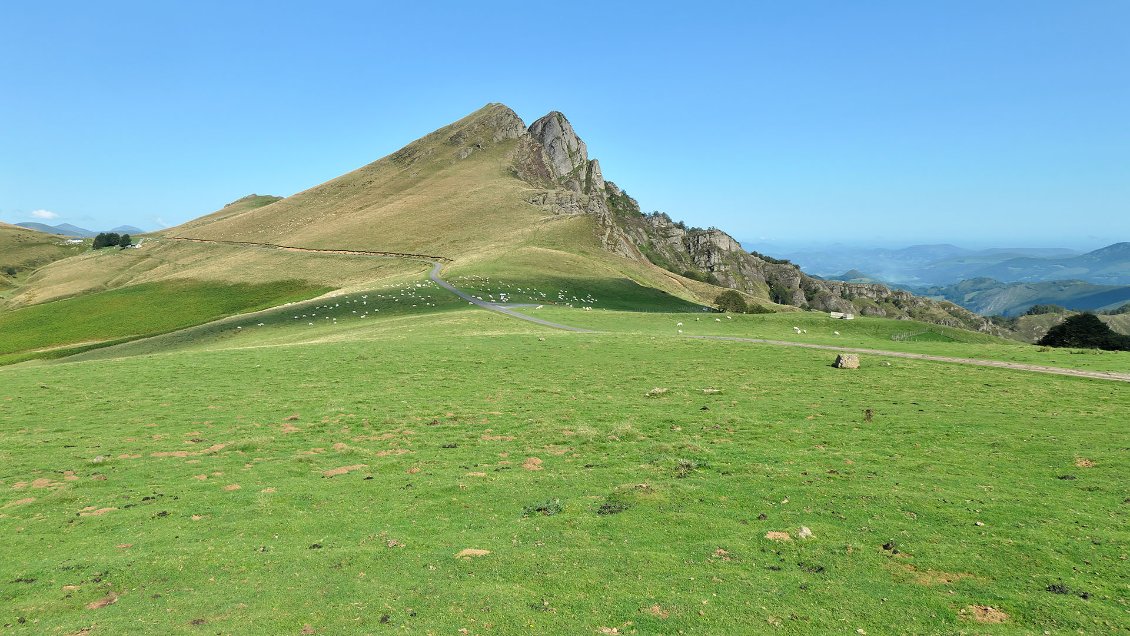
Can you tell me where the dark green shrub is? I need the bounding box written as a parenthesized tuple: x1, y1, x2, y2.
(1037, 313, 1130, 351)
(714, 289, 748, 313)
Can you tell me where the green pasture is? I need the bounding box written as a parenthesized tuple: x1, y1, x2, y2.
(1, 306, 1127, 634)
(0, 279, 330, 365)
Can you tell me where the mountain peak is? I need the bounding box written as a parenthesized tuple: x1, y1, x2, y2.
(528, 111, 589, 180)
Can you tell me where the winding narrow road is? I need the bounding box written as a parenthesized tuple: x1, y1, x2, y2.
(427, 262, 594, 333)
(156, 236, 1127, 382)
(687, 335, 1130, 383)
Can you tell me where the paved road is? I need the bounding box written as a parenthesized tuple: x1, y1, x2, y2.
(428, 262, 595, 333)
(687, 335, 1130, 383)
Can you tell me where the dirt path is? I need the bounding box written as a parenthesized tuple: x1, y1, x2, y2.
(427, 262, 594, 333)
(167, 236, 452, 262)
(687, 335, 1130, 382)
(154, 236, 1127, 381)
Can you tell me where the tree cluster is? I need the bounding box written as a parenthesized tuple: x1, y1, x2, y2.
(92, 233, 131, 249)
(1037, 313, 1130, 351)
(714, 289, 771, 314)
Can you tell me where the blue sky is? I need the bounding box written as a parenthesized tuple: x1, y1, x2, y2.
(2, 1, 1127, 250)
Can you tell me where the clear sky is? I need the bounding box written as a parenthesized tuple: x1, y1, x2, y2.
(2, 1, 1127, 250)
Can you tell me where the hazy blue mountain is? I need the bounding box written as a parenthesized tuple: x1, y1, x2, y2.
(970, 242, 1130, 285)
(916, 277, 1130, 317)
(109, 225, 145, 234)
(15, 222, 96, 237)
(14, 222, 146, 237)
(761, 242, 1128, 287)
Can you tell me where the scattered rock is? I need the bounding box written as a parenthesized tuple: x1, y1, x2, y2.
(833, 354, 860, 369)
(645, 387, 668, 397)
(797, 526, 814, 539)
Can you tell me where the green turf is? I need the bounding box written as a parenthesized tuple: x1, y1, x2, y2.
(511, 307, 1130, 374)
(1, 307, 1126, 635)
(0, 279, 331, 365)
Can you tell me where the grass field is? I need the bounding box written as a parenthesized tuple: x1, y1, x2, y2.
(0, 279, 331, 365)
(2, 297, 1127, 634)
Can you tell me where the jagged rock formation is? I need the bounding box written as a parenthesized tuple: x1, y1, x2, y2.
(508, 108, 1000, 333)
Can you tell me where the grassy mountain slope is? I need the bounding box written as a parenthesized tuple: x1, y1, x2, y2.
(0, 223, 86, 296)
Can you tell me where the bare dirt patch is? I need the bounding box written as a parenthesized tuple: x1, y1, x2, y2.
(79, 506, 116, 516)
(323, 464, 367, 478)
(481, 434, 515, 441)
(86, 593, 118, 609)
(465, 472, 487, 477)
(31, 478, 58, 489)
(960, 605, 1008, 623)
(644, 604, 670, 619)
(281, 423, 301, 433)
(454, 548, 491, 558)
(223, 484, 241, 491)
(406, 466, 420, 475)
(261, 487, 277, 493)
(1074, 457, 1095, 468)
(900, 564, 974, 586)
(63, 470, 80, 481)
(375, 449, 411, 457)
(522, 457, 544, 471)
(4, 497, 36, 507)
(765, 531, 792, 541)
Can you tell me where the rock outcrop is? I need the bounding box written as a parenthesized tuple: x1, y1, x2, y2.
(504, 106, 999, 333)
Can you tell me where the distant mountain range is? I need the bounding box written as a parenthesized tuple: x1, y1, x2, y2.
(772, 243, 1130, 286)
(13, 222, 146, 237)
(913, 277, 1130, 317)
(807, 242, 1130, 317)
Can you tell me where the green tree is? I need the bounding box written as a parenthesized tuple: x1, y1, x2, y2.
(118, 234, 132, 248)
(92, 232, 121, 249)
(1037, 313, 1130, 351)
(714, 289, 748, 314)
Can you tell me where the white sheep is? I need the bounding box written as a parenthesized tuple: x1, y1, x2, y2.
(677, 322, 683, 327)
(834, 331, 840, 336)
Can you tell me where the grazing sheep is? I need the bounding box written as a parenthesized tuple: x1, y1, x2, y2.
(834, 331, 840, 336)
(677, 322, 683, 327)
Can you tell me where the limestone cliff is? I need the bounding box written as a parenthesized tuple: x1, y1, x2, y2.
(507, 107, 997, 333)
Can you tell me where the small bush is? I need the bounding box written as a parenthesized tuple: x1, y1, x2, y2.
(521, 499, 563, 517)
(714, 289, 748, 314)
(596, 499, 630, 516)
